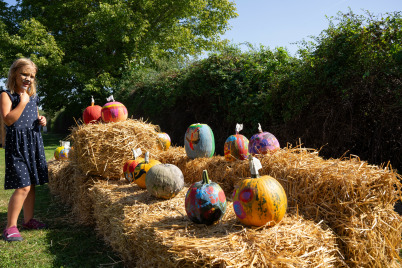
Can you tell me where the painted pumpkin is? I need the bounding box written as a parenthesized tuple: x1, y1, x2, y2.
(249, 123, 280, 155)
(101, 96, 128, 123)
(145, 164, 184, 199)
(157, 132, 171, 151)
(83, 96, 102, 124)
(123, 148, 143, 183)
(184, 123, 215, 159)
(54, 146, 64, 160)
(185, 170, 227, 225)
(224, 124, 249, 161)
(133, 152, 161, 189)
(232, 156, 287, 227)
(59, 147, 70, 161)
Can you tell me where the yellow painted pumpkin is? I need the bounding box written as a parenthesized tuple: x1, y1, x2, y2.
(133, 152, 161, 188)
(157, 132, 171, 151)
(54, 146, 64, 160)
(232, 155, 287, 227)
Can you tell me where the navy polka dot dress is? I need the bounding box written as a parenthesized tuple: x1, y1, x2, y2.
(2, 90, 48, 189)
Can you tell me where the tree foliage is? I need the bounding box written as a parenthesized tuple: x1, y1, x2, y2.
(0, 0, 237, 113)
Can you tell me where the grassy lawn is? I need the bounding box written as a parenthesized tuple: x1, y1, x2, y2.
(0, 132, 124, 268)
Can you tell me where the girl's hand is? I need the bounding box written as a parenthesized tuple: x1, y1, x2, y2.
(38, 115, 47, 126)
(19, 91, 29, 105)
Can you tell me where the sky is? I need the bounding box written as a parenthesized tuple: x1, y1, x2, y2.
(221, 0, 401, 56)
(2, 0, 401, 57)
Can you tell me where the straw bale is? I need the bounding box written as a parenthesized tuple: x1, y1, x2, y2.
(69, 119, 163, 179)
(256, 147, 402, 267)
(89, 180, 342, 267)
(48, 160, 99, 225)
(50, 119, 402, 267)
(48, 160, 78, 206)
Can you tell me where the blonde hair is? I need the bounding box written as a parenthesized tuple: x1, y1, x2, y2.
(6, 58, 38, 97)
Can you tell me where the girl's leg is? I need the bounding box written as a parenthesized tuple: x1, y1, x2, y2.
(7, 185, 31, 228)
(23, 186, 35, 224)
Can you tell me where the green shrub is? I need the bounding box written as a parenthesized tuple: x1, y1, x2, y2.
(116, 11, 402, 171)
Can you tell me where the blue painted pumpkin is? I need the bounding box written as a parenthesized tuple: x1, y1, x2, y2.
(185, 170, 227, 225)
(184, 123, 215, 159)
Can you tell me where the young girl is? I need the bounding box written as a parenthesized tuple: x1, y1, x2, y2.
(1, 58, 48, 242)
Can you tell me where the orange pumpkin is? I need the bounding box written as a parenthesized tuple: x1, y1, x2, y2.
(83, 96, 102, 124)
(133, 152, 161, 188)
(232, 156, 287, 227)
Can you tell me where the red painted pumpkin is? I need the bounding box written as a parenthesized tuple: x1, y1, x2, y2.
(185, 170, 227, 225)
(224, 123, 249, 161)
(232, 156, 287, 227)
(101, 96, 128, 123)
(83, 96, 102, 124)
(133, 152, 161, 189)
(123, 148, 144, 183)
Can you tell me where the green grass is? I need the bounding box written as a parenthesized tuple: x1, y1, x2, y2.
(0, 132, 124, 268)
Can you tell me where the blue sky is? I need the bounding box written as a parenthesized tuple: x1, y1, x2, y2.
(221, 0, 401, 56)
(3, 0, 401, 56)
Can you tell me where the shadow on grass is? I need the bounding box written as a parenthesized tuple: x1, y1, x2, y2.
(35, 184, 125, 267)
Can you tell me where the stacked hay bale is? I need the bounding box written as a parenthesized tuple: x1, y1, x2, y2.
(48, 160, 98, 225)
(47, 119, 402, 267)
(90, 180, 341, 267)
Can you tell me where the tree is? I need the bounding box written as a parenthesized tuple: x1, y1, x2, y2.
(0, 0, 237, 113)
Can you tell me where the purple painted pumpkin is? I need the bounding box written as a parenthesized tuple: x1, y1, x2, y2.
(185, 170, 227, 225)
(248, 124, 280, 155)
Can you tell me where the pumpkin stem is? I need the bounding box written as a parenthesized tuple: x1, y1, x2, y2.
(235, 123, 243, 135)
(145, 151, 149, 163)
(106, 95, 115, 102)
(249, 155, 262, 178)
(132, 148, 142, 159)
(258, 123, 263, 133)
(202, 170, 211, 184)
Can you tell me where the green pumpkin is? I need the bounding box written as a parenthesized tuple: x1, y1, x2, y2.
(145, 164, 184, 199)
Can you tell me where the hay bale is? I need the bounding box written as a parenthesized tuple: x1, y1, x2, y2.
(48, 160, 98, 226)
(69, 119, 164, 179)
(89, 180, 342, 267)
(48, 160, 77, 206)
(52, 116, 402, 266)
(168, 147, 402, 267)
